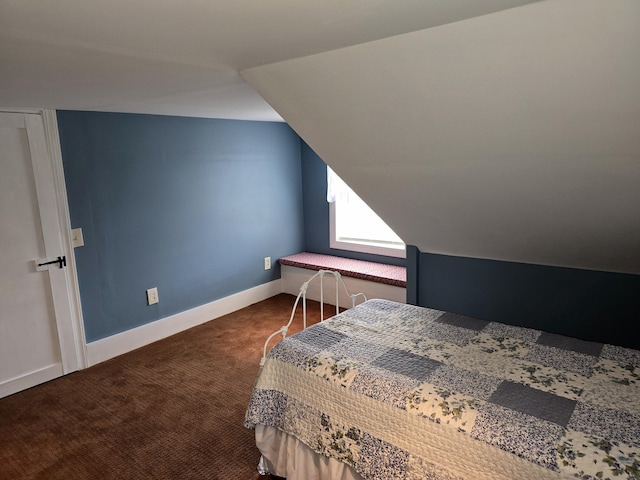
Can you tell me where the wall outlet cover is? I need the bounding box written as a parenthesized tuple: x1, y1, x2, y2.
(146, 287, 159, 305)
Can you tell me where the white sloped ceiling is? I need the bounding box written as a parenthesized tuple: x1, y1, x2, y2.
(0, 0, 539, 121)
(242, 0, 640, 275)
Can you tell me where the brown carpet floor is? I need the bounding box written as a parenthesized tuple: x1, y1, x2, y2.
(0, 293, 324, 480)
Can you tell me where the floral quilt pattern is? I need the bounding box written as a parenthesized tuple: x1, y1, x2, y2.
(245, 299, 640, 480)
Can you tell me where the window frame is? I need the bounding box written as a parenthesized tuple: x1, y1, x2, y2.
(329, 199, 406, 259)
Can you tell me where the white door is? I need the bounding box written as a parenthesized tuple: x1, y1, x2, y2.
(0, 111, 83, 398)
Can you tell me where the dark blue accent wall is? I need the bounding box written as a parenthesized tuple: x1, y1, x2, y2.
(58, 111, 304, 342)
(407, 246, 640, 350)
(301, 141, 405, 267)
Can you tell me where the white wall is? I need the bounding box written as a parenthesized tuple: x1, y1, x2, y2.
(243, 0, 640, 275)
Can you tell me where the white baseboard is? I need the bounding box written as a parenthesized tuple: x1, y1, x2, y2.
(86, 279, 282, 367)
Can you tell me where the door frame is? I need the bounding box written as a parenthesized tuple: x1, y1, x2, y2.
(1, 107, 87, 373)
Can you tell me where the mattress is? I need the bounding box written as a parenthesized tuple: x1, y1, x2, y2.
(245, 299, 640, 480)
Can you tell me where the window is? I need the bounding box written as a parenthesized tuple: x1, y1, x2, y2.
(327, 167, 405, 258)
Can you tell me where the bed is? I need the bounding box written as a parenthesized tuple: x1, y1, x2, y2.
(245, 271, 640, 480)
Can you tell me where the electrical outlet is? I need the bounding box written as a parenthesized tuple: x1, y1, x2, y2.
(264, 256, 271, 270)
(146, 287, 159, 305)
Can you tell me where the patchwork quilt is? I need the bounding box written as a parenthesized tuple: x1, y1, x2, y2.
(245, 299, 640, 480)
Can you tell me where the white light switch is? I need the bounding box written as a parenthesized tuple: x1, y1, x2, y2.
(71, 228, 84, 248)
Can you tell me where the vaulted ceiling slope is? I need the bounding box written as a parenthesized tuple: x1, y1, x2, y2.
(1, 0, 638, 275)
(242, 0, 640, 275)
(0, 0, 536, 120)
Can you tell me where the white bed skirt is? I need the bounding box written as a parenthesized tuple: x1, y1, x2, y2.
(255, 424, 363, 480)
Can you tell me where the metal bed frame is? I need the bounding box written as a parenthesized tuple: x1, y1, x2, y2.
(260, 269, 367, 366)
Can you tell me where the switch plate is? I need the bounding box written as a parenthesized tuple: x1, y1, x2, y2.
(71, 228, 84, 248)
(146, 287, 159, 305)
(264, 257, 271, 270)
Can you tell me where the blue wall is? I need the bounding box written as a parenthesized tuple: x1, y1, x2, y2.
(57, 111, 637, 350)
(301, 141, 405, 267)
(407, 246, 640, 350)
(58, 111, 304, 342)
